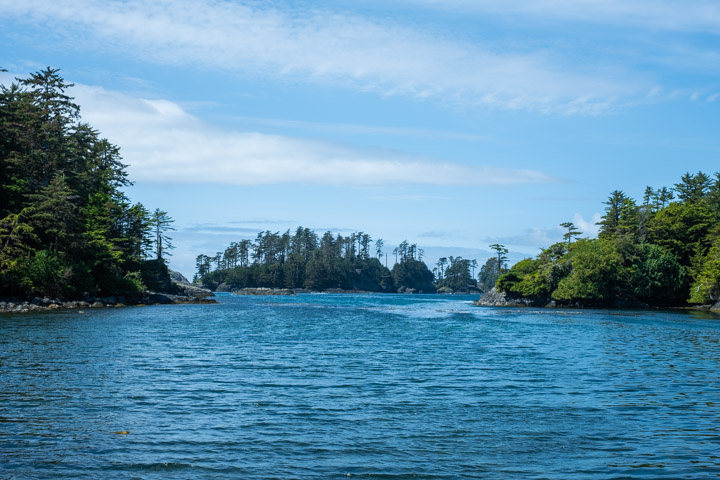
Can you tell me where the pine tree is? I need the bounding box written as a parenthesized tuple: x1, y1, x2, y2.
(151, 209, 175, 262)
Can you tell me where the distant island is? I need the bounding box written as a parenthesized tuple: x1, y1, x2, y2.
(0, 67, 210, 310)
(194, 234, 479, 294)
(478, 171, 720, 311)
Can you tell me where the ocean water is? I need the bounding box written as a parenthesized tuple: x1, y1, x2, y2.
(2, 293, 720, 479)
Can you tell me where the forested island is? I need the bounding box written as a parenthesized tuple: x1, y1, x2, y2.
(483, 172, 720, 310)
(0, 68, 207, 310)
(195, 231, 498, 294)
(197, 234, 440, 293)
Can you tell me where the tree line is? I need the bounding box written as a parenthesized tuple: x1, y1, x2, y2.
(0, 68, 174, 300)
(496, 171, 720, 307)
(195, 229, 443, 293)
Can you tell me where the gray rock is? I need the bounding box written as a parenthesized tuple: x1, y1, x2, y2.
(232, 288, 295, 296)
(176, 283, 214, 298)
(474, 287, 542, 307)
(147, 291, 216, 305)
(148, 293, 174, 304)
(169, 270, 190, 284)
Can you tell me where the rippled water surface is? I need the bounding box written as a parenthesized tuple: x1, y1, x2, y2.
(2, 293, 720, 479)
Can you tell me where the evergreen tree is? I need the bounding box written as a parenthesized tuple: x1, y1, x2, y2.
(151, 209, 175, 262)
(674, 171, 711, 203)
(495, 172, 719, 307)
(560, 222, 582, 245)
(0, 68, 171, 299)
(489, 244, 508, 276)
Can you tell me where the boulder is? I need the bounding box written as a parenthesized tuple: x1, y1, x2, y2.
(474, 287, 542, 307)
(232, 288, 295, 296)
(169, 270, 191, 284)
(175, 283, 214, 299)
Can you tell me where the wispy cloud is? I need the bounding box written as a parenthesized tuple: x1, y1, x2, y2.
(368, 194, 451, 202)
(69, 83, 554, 186)
(419, 230, 453, 239)
(182, 225, 261, 235)
(405, 0, 720, 33)
(489, 212, 600, 247)
(572, 212, 601, 238)
(230, 116, 491, 142)
(0, 0, 646, 113)
(491, 227, 562, 249)
(228, 219, 295, 225)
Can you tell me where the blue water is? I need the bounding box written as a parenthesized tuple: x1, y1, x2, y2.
(2, 293, 720, 479)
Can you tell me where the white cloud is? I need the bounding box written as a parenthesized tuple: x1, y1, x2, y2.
(231, 117, 491, 142)
(71, 84, 553, 186)
(495, 226, 561, 248)
(405, 0, 720, 33)
(0, 0, 644, 114)
(491, 212, 600, 248)
(572, 212, 601, 238)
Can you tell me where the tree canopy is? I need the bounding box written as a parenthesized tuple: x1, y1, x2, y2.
(0, 68, 172, 300)
(195, 231, 442, 293)
(495, 171, 720, 307)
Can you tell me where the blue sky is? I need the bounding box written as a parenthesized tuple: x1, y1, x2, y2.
(2, 0, 719, 279)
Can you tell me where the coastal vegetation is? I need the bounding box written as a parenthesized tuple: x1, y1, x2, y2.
(195, 231, 440, 293)
(6, 68, 716, 309)
(0, 68, 175, 302)
(494, 172, 720, 308)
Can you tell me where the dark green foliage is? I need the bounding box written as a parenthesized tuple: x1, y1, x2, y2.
(497, 257, 552, 300)
(435, 256, 475, 292)
(21, 249, 72, 298)
(560, 221, 582, 245)
(646, 202, 713, 266)
(551, 239, 623, 304)
(151, 209, 175, 261)
(690, 238, 720, 304)
(628, 243, 686, 305)
(674, 171, 711, 203)
(478, 257, 505, 292)
(488, 243, 509, 275)
(0, 68, 169, 300)
(497, 171, 720, 307)
(198, 228, 399, 292)
(392, 258, 436, 293)
(598, 191, 639, 240)
(139, 259, 173, 293)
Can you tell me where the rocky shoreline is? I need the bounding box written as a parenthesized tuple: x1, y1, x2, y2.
(0, 280, 216, 314)
(473, 287, 545, 307)
(232, 287, 299, 296)
(474, 287, 720, 312)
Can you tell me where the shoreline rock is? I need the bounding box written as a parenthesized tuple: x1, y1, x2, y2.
(473, 287, 544, 307)
(473, 287, 720, 313)
(0, 280, 216, 314)
(232, 288, 296, 296)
